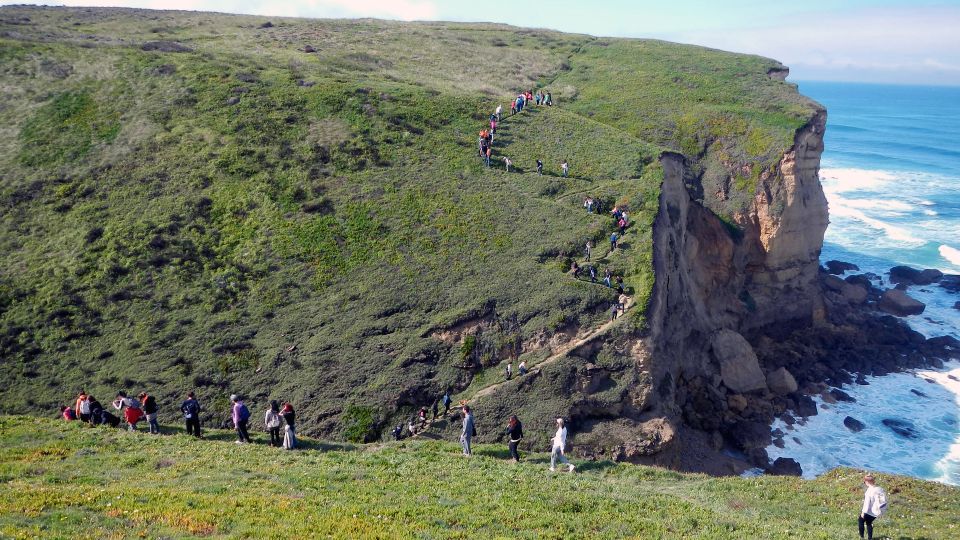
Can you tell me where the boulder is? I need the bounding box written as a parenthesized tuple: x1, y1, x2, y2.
(728, 420, 771, 450)
(258, 21, 274, 28)
(845, 274, 878, 291)
(225, 97, 240, 105)
(889, 265, 922, 284)
(843, 416, 865, 432)
(766, 367, 798, 396)
(940, 274, 960, 293)
(878, 289, 926, 316)
(794, 394, 818, 417)
(825, 260, 859, 275)
(303, 44, 316, 53)
(918, 269, 943, 284)
(822, 274, 846, 292)
(882, 418, 919, 439)
(841, 283, 868, 304)
(829, 388, 856, 403)
(768, 457, 803, 476)
(712, 330, 768, 393)
(727, 394, 748, 413)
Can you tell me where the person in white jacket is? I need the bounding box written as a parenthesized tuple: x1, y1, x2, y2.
(550, 418, 575, 473)
(859, 474, 887, 540)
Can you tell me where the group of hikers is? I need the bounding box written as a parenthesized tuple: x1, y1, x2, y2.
(61, 390, 297, 449)
(392, 389, 576, 472)
(478, 90, 568, 178)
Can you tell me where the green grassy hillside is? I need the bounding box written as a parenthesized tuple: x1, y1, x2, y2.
(1, 417, 958, 539)
(0, 6, 817, 441)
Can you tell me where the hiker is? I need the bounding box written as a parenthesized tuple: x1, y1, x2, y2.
(561, 160, 569, 177)
(495, 104, 502, 121)
(230, 394, 252, 443)
(419, 406, 428, 429)
(485, 146, 492, 168)
(859, 474, 887, 540)
(535, 91, 541, 105)
(507, 415, 523, 462)
(181, 391, 201, 438)
(610, 302, 618, 321)
(113, 391, 143, 431)
(619, 292, 630, 314)
(392, 424, 403, 440)
(610, 231, 618, 251)
(585, 241, 592, 261)
(518, 360, 528, 376)
(408, 417, 417, 437)
(570, 260, 581, 279)
(87, 396, 104, 425)
(75, 391, 91, 423)
(588, 265, 597, 283)
(61, 405, 77, 421)
(505, 361, 513, 380)
(584, 196, 593, 213)
(442, 391, 452, 415)
(139, 392, 160, 434)
(265, 400, 282, 447)
(611, 206, 621, 220)
(431, 399, 439, 421)
(503, 156, 512, 172)
(510, 101, 516, 115)
(616, 276, 625, 294)
(281, 402, 297, 449)
(536, 159, 543, 176)
(618, 216, 627, 236)
(545, 92, 552, 106)
(490, 114, 497, 134)
(604, 268, 612, 288)
(460, 405, 475, 456)
(550, 418, 575, 472)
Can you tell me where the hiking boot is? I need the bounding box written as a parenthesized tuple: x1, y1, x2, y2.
(549, 467, 556, 472)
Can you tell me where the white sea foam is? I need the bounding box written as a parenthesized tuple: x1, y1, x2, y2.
(827, 198, 926, 246)
(820, 168, 896, 193)
(940, 245, 960, 267)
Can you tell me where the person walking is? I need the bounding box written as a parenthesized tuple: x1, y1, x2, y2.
(536, 159, 543, 176)
(139, 392, 160, 434)
(503, 156, 512, 172)
(392, 424, 404, 440)
(495, 104, 502, 122)
(442, 390, 452, 416)
(610, 231, 618, 251)
(506, 415, 523, 462)
(616, 276, 625, 295)
(265, 400, 282, 447)
(550, 418, 575, 472)
(619, 292, 630, 314)
(561, 160, 569, 177)
(281, 402, 297, 449)
(460, 405, 475, 456)
(112, 391, 143, 432)
(505, 361, 513, 381)
(859, 474, 887, 540)
(75, 391, 91, 423)
(604, 268, 612, 288)
(485, 146, 492, 168)
(231, 394, 251, 443)
(181, 391, 202, 438)
(545, 92, 552, 106)
(419, 406, 428, 429)
(431, 399, 439, 421)
(585, 241, 592, 261)
(588, 265, 597, 283)
(518, 360, 528, 376)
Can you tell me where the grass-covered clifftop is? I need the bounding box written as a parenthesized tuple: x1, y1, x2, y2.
(1, 416, 958, 539)
(0, 6, 818, 441)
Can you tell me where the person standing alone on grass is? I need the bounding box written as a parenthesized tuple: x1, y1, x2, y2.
(506, 415, 523, 462)
(181, 391, 201, 438)
(139, 392, 160, 434)
(536, 159, 543, 176)
(561, 160, 569, 177)
(282, 402, 297, 449)
(503, 156, 512, 172)
(231, 394, 251, 444)
(550, 418, 575, 473)
(460, 405, 475, 456)
(265, 400, 282, 447)
(495, 103, 502, 122)
(585, 240, 592, 261)
(859, 474, 887, 540)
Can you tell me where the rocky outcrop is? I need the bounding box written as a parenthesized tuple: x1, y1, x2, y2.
(713, 330, 767, 393)
(766, 367, 798, 396)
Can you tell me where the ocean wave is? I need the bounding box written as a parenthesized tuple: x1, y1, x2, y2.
(820, 168, 896, 192)
(828, 201, 926, 246)
(940, 245, 960, 267)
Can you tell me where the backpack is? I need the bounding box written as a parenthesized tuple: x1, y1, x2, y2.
(184, 400, 200, 418)
(238, 403, 250, 422)
(876, 488, 889, 517)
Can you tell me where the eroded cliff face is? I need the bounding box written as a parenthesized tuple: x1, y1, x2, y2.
(607, 108, 830, 469)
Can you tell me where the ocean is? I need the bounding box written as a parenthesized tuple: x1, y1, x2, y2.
(763, 81, 960, 485)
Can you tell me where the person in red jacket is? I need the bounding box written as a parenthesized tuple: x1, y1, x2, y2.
(60, 406, 77, 421)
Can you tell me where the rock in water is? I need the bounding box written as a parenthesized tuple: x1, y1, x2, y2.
(918, 269, 943, 284)
(766, 367, 798, 396)
(940, 274, 960, 293)
(878, 289, 926, 316)
(843, 416, 865, 432)
(825, 260, 859, 275)
(712, 330, 767, 393)
(768, 457, 803, 476)
(829, 388, 856, 403)
(890, 266, 943, 285)
(882, 418, 919, 439)
(841, 283, 868, 304)
(910, 388, 929, 398)
(794, 394, 818, 417)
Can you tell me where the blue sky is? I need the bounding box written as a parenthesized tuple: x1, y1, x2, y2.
(11, 0, 960, 85)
